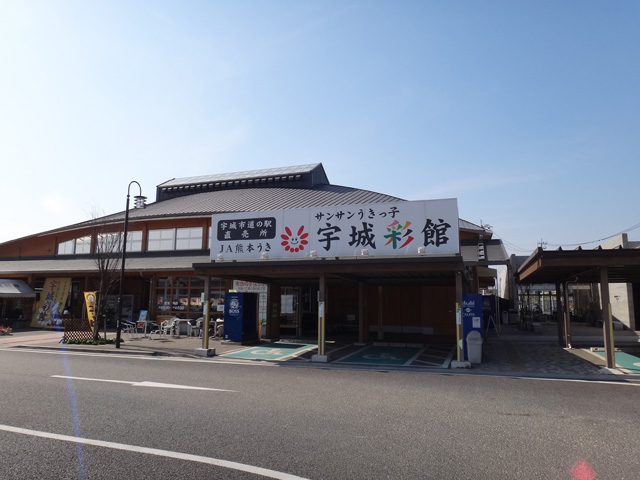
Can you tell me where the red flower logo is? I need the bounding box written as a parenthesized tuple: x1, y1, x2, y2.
(281, 225, 309, 253)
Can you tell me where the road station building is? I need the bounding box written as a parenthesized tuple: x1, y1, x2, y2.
(0, 164, 508, 350)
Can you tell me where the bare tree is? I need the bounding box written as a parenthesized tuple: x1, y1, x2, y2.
(88, 206, 123, 340)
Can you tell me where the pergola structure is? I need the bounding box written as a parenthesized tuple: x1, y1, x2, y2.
(516, 246, 640, 368)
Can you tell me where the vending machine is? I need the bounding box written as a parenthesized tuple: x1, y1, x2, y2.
(223, 292, 258, 342)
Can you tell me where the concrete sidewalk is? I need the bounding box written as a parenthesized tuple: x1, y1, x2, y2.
(2, 324, 639, 380)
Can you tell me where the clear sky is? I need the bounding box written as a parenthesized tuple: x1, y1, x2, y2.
(1, 1, 639, 255)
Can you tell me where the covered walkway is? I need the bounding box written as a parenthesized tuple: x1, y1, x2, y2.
(516, 246, 640, 368)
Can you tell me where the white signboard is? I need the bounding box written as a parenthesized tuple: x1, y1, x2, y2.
(211, 199, 459, 261)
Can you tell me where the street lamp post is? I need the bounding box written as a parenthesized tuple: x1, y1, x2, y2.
(115, 181, 146, 349)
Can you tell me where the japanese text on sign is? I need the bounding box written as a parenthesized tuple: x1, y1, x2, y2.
(211, 199, 458, 260)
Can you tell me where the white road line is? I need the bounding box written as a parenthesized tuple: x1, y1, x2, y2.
(404, 347, 426, 366)
(0, 347, 275, 366)
(51, 375, 236, 391)
(0, 424, 309, 480)
(510, 375, 640, 386)
(447, 372, 640, 386)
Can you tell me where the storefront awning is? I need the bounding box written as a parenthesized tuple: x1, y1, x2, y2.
(0, 279, 36, 298)
(193, 255, 466, 286)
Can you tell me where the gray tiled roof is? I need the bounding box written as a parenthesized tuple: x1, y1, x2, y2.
(158, 164, 325, 187)
(84, 184, 406, 226)
(459, 219, 487, 234)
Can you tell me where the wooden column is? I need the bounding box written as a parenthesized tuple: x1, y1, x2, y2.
(600, 267, 616, 368)
(455, 270, 464, 362)
(318, 274, 326, 355)
(203, 275, 210, 350)
(377, 286, 384, 341)
(471, 266, 480, 293)
(358, 282, 365, 344)
(563, 282, 572, 348)
(555, 282, 564, 346)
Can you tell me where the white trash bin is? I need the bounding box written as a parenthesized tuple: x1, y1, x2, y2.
(466, 330, 483, 364)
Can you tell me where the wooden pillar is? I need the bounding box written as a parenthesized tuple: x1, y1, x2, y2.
(563, 282, 571, 348)
(455, 270, 464, 362)
(600, 267, 616, 368)
(318, 274, 326, 355)
(203, 275, 210, 350)
(358, 282, 365, 344)
(377, 286, 384, 341)
(555, 282, 565, 346)
(471, 266, 480, 293)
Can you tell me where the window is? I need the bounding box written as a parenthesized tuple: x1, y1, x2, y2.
(57, 239, 75, 255)
(155, 275, 210, 319)
(57, 236, 92, 255)
(148, 227, 203, 251)
(126, 231, 143, 252)
(75, 236, 92, 254)
(97, 233, 121, 254)
(97, 231, 143, 253)
(176, 227, 203, 250)
(148, 229, 176, 251)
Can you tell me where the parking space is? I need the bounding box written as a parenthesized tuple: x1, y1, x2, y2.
(220, 342, 457, 368)
(410, 344, 455, 368)
(334, 345, 424, 367)
(594, 349, 640, 374)
(221, 342, 317, 361)
(333, 344, 455, 367)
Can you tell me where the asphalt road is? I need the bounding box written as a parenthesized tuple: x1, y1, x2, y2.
(1, 347, 639, 479)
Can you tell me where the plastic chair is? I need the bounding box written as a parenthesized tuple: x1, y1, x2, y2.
(193, 318, 203, 338)
(122, 321, 137, 339)
(212, 320, 224, 340)
(149, 320, 171, 340)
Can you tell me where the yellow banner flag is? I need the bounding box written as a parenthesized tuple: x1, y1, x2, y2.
(31, 278, 72, 328)
(84, 292, 98, 332)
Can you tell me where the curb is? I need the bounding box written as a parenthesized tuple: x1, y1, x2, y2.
(12, 344, 172, 357)
(10, 343, 640, 382)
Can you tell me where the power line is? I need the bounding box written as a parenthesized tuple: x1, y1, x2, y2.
(546, 221, 640, 247)
(490, 233, 534, 253)
(491, 220, 640, 254)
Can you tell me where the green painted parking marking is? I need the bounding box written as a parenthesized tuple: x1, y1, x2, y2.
(335, 345, 423, 366)
(412, 345, 455, 368)
(595, 351, 640, 374)
(222, 342, 317, 361)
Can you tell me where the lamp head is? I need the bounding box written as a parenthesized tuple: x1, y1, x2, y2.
(133, 195, 147, 209)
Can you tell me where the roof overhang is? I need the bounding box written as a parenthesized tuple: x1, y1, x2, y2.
(194, 255, 466, 286)
(0, 279, 36, 298)
(517, 247, 640, 285)
(0, 255, 210, 275)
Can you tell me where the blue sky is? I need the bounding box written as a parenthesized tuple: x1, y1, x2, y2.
(1, 1, 639, 255)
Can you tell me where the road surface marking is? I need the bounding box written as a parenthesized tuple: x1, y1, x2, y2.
(52, 375, 236, 392)
(0, 347, 275, 366)
(222, 342, 316, 361)
(0, 424, 309, 480)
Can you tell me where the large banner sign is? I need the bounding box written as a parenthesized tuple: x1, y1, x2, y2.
(31, 277, 72, 328)
(211, 199, 459, 261)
